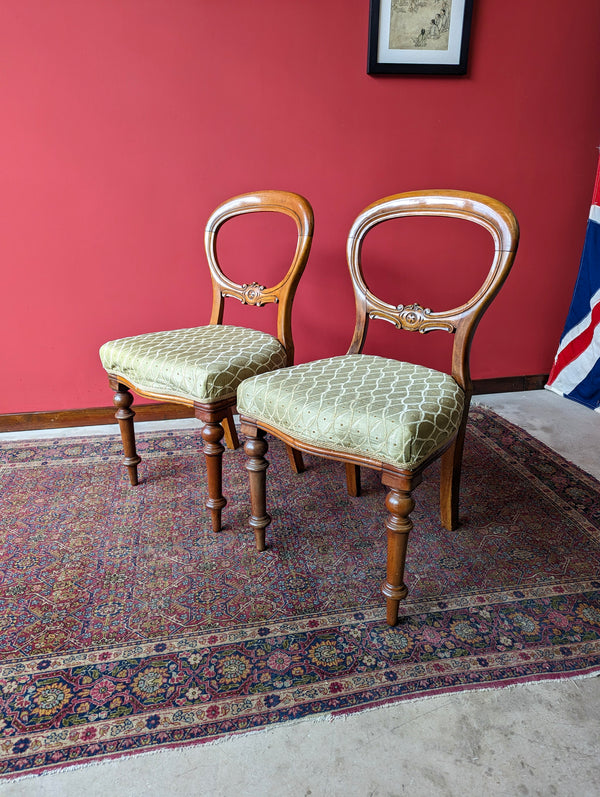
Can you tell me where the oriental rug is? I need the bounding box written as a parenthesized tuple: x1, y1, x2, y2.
(0, 407, 599, 778)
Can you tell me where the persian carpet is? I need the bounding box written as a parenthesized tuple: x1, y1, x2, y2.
(0, 407, 599, 778)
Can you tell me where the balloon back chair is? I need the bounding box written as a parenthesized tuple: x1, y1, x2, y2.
(100, 190, 313, 533)
(238, 190, 519, 626)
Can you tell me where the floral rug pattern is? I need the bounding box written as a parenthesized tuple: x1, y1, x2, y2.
(0, 408, 599, 777)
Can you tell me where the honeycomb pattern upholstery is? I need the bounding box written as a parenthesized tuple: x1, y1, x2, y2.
(100, 325, 287, 404)
(237, 355, 464, 469)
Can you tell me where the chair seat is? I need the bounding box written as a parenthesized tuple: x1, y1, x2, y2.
(238, 355, 465, 469)
(99, 325, 287, 404)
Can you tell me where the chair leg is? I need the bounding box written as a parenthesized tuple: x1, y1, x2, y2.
(345, 463, 361, 497)
(440, 423, 467, 532)
(381, 485, 413, 627)
(222, 408, 240, 450)
(113, 384, 141, 486)
(285, 444, 305, 474)
(201, 419, 227, 533)
(244, 428, 271, 551)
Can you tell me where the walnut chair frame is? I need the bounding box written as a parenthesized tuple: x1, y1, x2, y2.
(239, 190, 519, 626)
(104, 190, 313, 533)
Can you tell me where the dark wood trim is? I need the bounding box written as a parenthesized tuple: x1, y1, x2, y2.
(472, 374, 549, 395)
(0, 403, 195, 433)
(0, 375, 549, 433)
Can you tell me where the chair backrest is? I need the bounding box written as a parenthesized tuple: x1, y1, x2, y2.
(346, 189, 519, 394)
(204, 190, 314, 366)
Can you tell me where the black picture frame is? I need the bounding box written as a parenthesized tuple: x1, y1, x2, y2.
(368, 0, 474, 76)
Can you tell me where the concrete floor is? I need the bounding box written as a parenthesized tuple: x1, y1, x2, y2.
(2, 390, 599, 796)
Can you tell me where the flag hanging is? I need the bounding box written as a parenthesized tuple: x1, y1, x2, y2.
(545, 154, 600, 411)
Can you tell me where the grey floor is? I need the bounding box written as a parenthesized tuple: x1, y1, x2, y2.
(1, 390, 599, 796)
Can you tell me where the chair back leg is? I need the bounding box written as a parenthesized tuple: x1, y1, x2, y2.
(439, 418, 469, 531)
(285, 444, 305, 474)
(345, 463, 361, 497)
(222, 408, 240, 450)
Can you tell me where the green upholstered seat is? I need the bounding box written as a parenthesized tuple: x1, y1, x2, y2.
(237, 355, 465, 469)
(100, 325, 287, 404)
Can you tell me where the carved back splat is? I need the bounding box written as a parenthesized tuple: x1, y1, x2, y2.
(346, 190, 519, 393)
(205, 190, 314, 366)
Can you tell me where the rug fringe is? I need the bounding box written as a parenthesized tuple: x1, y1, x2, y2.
(331, 667, 600, 721)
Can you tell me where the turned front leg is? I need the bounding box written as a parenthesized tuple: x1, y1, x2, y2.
(201, 419, 227, 533)
(381, 487, 413, 626)
(113, 385, 141, 486)
(244, 428, 271, 551)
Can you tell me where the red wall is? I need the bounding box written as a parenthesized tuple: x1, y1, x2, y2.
(2, 0, 600, 414)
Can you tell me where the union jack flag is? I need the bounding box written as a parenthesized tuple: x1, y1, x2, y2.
(546, 155, 600, 411)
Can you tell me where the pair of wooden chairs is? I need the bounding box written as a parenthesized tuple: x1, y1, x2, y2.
(100, 189, 519, 625)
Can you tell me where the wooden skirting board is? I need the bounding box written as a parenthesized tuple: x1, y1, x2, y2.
(0, 403, 195, 433)
(0, 375, 549, 433)
(472, 374, 548, 395)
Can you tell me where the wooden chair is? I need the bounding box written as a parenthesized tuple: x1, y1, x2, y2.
(100, 190, 313, 533)
(238, 190, 519, 626)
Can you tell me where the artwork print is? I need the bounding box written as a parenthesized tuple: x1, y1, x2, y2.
(389, 0, 452, 52)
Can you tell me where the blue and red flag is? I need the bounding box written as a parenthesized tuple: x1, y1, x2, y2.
(546, 155, 600, 411)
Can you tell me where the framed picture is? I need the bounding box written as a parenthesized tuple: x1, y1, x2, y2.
(368, 0, 474, 75)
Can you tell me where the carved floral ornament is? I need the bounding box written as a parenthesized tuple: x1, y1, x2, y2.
(369, 303, 455, 333)
(224, 282, 278, 306)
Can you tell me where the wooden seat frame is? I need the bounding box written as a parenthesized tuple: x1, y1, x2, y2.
(106, 190, 313, 533)
(240, 190, 519, 626)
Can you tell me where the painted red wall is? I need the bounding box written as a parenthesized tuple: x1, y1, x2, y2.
(2, 1, 600, 414)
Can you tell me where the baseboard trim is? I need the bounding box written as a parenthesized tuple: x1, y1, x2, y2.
(0, 375, 549, 433)
(472, 374, 549, 395)
(0, 403, 195, 433)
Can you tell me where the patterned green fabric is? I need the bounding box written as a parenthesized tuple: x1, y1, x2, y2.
(99, 325, 287, 404)
(237, 355, 465, 469)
